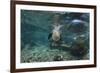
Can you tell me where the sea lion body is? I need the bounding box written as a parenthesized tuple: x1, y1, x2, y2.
(52, 30, 60, 42)
(48, 25, 63, 48)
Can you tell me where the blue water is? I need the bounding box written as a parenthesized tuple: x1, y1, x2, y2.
(21, 10, 89, 63)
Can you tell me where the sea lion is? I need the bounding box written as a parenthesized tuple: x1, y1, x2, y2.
(48, 25, 63, 47)
(52, 25, 63, 42)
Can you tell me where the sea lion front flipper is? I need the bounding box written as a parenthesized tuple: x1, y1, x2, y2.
(48, 33, 52, 40)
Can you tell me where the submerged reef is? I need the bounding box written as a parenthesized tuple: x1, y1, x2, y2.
(21, 10, 89, 63)
(21, 45, 75, 62)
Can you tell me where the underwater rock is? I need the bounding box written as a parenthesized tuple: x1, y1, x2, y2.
(53, 55, 63, 61)
(81, 13, 89, 22)
(61, 44, 70, 48)
(70, 35, 88, 59)
(68, 19, 88, 34)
